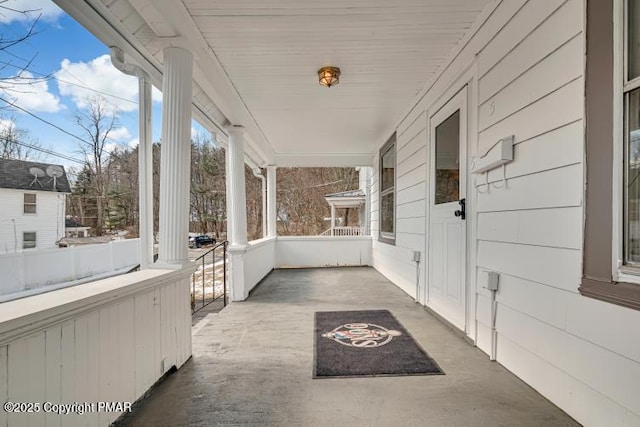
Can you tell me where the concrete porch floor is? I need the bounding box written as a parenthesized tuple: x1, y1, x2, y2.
(118, 267, 579, 426)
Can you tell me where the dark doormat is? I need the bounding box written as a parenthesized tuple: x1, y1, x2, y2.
(314, 309, 444, 378)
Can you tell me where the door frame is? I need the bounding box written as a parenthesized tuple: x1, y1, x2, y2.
(422, 62, 478, 340)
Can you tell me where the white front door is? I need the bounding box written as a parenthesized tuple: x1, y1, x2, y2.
(427, 88, 467, 331)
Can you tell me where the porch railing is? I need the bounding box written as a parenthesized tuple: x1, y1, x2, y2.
(191, 240, 228, 314)
(319, 226, 365, 237)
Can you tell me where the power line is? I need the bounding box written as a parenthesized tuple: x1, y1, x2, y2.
(0, 94, 93, 145)
(0, 94, 125, 159)
(2, 137, 85, 164)
(56, 65, 135, 112)
(0, 57, 146, 110)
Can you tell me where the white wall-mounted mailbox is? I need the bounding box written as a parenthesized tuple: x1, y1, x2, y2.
(471, 135, 514, 174)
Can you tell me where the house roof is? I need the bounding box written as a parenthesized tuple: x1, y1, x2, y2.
(324, 189, 366, 208)
(0, 158, 72, 193)
(324, 190, 365, 198)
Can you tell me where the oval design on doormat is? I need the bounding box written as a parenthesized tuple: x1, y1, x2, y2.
(321, 322, 402, 348)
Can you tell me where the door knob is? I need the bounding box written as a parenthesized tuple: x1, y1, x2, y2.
(454, 198, 466, 220)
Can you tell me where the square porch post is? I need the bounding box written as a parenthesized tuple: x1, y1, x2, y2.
(331, 204, 336, 236)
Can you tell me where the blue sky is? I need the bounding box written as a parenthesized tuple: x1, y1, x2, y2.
(0, 0, 207, 174)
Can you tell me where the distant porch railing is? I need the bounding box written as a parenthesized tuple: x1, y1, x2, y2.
(191, 240, 228, 313)
(319, 226, 365, 236)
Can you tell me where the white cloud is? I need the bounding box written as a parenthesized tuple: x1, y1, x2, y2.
(128, 138, 139, 149)
(1, 71, 63, 113)
(56, 55, 135, 112)
(103, 142, 120, 156)
(0, 118, 15, 134)
(107, 126, 131, 142)
(55, 55, 164, 113)
(0, 0, 64, 24)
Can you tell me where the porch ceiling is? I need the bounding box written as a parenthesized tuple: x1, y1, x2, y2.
(64, 0, 494, 166)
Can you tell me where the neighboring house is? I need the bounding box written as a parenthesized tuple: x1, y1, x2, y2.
(0, 158, 71, 253)
(322, 189, 366, 236)
(64, 216, 91, 238)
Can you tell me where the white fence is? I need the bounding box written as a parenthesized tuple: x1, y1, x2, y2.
(318, 227, 365, 237)
(0, 239, 140, 300)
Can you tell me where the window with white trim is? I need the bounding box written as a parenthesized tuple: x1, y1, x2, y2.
(24, 193, 36, 214)
(580, 0, 640, 310)
(23, 232, 36, 249)
(625, 0, 640, 265)
(379, 134, 396, 244)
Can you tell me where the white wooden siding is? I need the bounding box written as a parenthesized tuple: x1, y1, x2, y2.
(0, 189, 66, 253)
(372, 0, 640, 424)
(0, 270, 192, 427)
(372, 108, 427, 298)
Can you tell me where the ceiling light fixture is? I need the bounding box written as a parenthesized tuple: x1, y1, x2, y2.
(318, 66, 341, 88)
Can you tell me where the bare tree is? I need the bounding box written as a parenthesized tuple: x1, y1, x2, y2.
(0, 114, 45, 160)
(245, 165, 262, 240)
(0, 3, 52, 110)
(190, 136, 227, 238)
(276, 167, 359, 236)
(74, 95, 119, 235)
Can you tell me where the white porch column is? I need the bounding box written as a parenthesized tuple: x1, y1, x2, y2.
(139, 73, 153, 268)
(330, 204, 336, 236)
(227, 126, 249, 301)
(157, 47, 193, 268)
(109, 46, 154, 268)
(267, 165, 277, 237)
(361, 166, 372, 236)
(227, 126, 248, 247)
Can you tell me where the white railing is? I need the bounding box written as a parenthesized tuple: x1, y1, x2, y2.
(319, 227, 365, 237)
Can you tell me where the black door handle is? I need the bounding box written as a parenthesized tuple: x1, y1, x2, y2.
(454, 198, 466, 220)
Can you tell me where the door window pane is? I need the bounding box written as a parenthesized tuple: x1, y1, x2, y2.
(434, 110, 460, 205)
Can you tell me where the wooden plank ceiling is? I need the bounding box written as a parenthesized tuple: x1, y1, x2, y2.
(102, 0, 492, 164)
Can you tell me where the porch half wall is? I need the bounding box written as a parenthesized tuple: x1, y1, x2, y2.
(276, 236, 372, 268)
(370, 0, 640, 426)
(231, 236, 372, 300)
(0, 268, 193, 426)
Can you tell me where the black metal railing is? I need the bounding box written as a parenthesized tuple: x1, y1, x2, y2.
(191, 240, 228, 314)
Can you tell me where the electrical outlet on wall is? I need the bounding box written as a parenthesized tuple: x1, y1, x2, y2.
(486, 271, 499, 291)
(479, 269, 500, 291)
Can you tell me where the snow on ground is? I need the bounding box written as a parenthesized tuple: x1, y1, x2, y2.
(191, 258, 227, 307)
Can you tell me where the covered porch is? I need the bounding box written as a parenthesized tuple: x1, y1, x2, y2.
(3, 0, 639, 425)
(116, 267, 576, 426)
